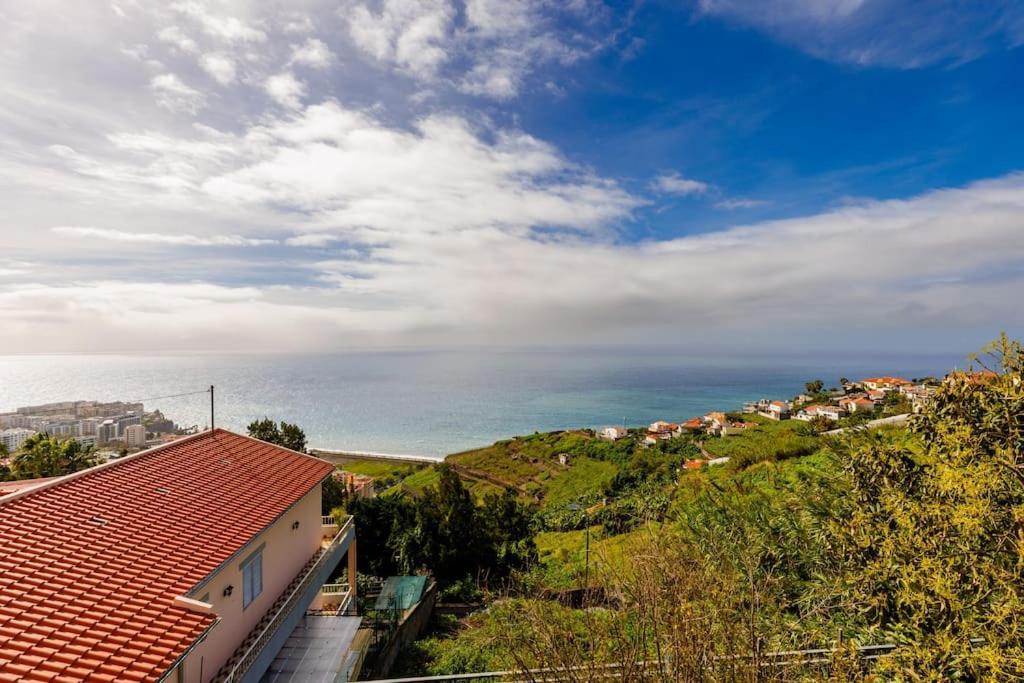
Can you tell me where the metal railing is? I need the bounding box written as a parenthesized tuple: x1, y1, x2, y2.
(321, 582, 350, 595)
(322, 514, 336, 526)
(362, 643, 898, 683)
(220, 515, 354, 682)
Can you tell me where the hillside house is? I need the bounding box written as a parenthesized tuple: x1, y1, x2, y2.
(795, 405, 845, 422)
(759, 400, 790, 420)
(861, 376, 912, 391)
(839, 396, 876, 413)
(0, 429, 359, 683)
(598, 426, 628, 441)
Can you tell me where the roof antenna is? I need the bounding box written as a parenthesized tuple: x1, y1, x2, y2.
(209, 385, 215, 431)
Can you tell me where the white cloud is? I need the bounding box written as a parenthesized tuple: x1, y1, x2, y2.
(4, 174, 1023, 353)
(52, 226, 276, 247)
(149, 73, 205, 113)
(290, 38, 334, 69)
(199, 53, 237, 84)
(282, 13, 314, 34)
(653, 173, 709, 196)
(345, 0, 589, 98)
(171, 1, 266, 43)
(347, 0, 454, 78)
(157, 25, 198, 54)
(263, 72, 306, 109)
(697, 0, 1024, 68)
(198, 101, 637, 232)
(715, 197, 768, 209)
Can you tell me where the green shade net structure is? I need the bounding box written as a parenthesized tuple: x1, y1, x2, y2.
(373, 576, 427, 612)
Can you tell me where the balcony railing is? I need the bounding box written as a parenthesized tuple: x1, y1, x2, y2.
(217, 515, 355, 683)
(321, 582, 350, 595)
(322, 514, 335, 526)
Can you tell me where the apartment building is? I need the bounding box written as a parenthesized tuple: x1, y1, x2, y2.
(0, 429, 358, 682)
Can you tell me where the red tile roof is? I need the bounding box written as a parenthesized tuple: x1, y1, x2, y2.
(0, 429, 334, 682)
(861, 376, 911, 385)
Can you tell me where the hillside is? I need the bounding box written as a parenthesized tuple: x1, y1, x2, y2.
(442, 431, 624, 508)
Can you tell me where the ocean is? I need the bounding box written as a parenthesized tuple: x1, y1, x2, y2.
(0, 349, 967, 457)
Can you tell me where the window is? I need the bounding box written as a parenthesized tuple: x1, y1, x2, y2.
(241, 549, 263, 609)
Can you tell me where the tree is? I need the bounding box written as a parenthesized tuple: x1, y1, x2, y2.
(805, 379, 824, 395)
(346, 464, 536, 585)
(247, 417, 307, 453)
(321, 473, 348, 515)
(830, 334, 1024, 679)
(839, 377, 850, 387)
(12, 433, 97, 479)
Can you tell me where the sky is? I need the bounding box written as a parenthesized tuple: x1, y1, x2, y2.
(1, 0, 1022, 354)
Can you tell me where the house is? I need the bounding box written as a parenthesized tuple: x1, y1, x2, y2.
(860, 376, 912, 391)
(335, 469, 376, 499)
(900, 384, 935, 413)
(703, 412, 727, 429)
(0, 429, 358, 683)
(557, 453, 570, 467)
(684, 459, 705, 470)
(793, 394, 815, 405)
(679, 417, 704, 433)
(759, 400, 790, 420)
(867, 389, 887, 402)
(647, 421, 679, 440)
(719, 421, 755, 437)
(598, 426, 628, 441)
(796, 405, 845, 422)
(839, 396, 876, 413)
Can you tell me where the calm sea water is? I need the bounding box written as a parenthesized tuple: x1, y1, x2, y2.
(0, 350, 966, 457)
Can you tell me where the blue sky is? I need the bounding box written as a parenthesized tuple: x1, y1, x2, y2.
(0, 0, 1022, 353)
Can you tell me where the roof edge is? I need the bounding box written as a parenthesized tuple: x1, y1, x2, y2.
(224, 428, 336, 469)
(0, 428, 336, 507)
(0, 429, 216, 506)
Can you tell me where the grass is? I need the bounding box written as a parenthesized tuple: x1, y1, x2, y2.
(447, 431, 619, 508)
(543, 458, 618, 508)
(702, 418, 819, 468)
(534, 523, 660, 589)
(385, 466, 441, 497)
(341, 459, 425, 479)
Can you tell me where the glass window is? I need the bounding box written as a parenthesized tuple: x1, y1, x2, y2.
(241, 550, 263, 609)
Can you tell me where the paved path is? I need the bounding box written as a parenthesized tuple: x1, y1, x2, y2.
(823, 413, 911, 435)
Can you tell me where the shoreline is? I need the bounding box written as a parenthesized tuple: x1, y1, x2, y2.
(310, 447, 443, 464)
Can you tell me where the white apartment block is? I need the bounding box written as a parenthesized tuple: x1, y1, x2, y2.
(1, 428, 36, 453)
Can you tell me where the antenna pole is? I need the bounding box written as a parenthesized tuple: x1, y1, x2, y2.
(209, 385, 215, 431)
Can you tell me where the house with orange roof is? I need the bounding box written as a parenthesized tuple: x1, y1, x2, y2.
(0, 428, 359, 683)
(860, 376, 912, 391)
(795, 404, 845, 422)
(679, 417, 704, 433)
(839, 396, 876, 413)
(759, 400, 790, 420)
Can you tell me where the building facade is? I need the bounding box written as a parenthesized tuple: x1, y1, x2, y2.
(0, 429, 358, 683)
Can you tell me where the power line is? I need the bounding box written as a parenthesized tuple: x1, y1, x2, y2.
(124, 389, 212, 404)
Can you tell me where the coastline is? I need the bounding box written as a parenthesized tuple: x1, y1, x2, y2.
(310, 447, 443, 464)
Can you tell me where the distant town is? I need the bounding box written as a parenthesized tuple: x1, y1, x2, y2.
(0, 399, 193, 458)
(599, 374, 953, 449)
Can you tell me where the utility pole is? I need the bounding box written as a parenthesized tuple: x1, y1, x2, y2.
(209, 385, 215, 431)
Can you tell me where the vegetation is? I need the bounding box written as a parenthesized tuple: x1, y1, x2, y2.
(8, 433, 97, 480)
(246, 417, 307, 452)
(702, 417, 819, 468)
(403, 336, 1024, 680)
(345, 464, 537, 585)
(446, 430, 623, 507)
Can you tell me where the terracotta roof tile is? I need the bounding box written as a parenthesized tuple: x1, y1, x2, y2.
(0, 429, 333, 682)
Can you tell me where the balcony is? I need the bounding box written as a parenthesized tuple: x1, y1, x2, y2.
(213, 516, 356, 683)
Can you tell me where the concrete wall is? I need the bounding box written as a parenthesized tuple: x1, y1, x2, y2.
(180, 484, 324, 682)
